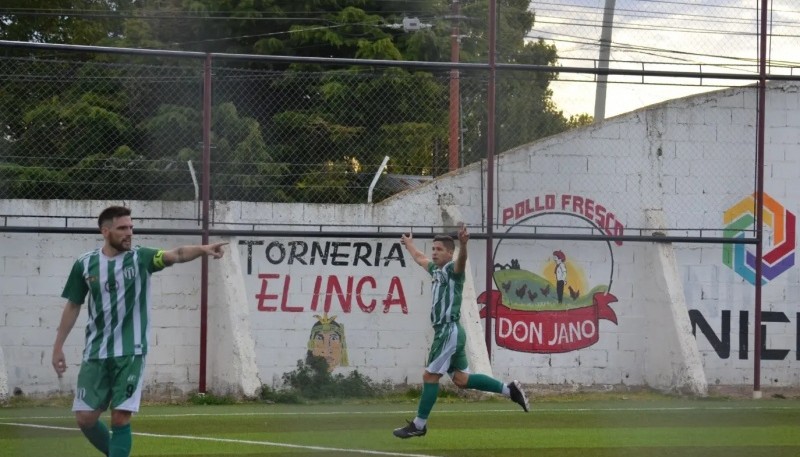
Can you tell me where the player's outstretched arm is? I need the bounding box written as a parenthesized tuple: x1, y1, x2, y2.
(162, 242, 228, 266)
(401, 232, 429, 269)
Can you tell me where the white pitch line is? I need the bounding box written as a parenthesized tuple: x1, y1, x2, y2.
(0, 422, 442, 457)
(1, 404, 799, 422)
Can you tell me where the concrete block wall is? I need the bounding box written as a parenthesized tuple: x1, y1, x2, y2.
(0, 227, 205, 398)
(446, 83, 796, 388)
(1, 82, 798, 398)
(0, 346, 8, 402)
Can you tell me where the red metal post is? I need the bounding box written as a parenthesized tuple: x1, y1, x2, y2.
(484, 0, 497, 359)
(199, 54, 212, 393)
(753, 0, 768, 397)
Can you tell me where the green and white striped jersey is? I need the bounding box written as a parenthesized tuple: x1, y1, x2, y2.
(62, 246, 166, 360)
(427, 260, 464, 326)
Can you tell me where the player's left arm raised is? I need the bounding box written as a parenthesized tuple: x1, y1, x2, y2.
(162, 242, 228, 266)
(454, 224, 469, 275)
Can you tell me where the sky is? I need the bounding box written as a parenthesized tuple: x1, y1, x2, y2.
(525, 0, 800, 119)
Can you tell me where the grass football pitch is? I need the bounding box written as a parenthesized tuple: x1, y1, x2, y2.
(2, 396, 800, 456)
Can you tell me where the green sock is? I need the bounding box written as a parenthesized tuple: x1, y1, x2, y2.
(416, 382, 440, 420)
(110, 423, 132, 457)
(465, 374, 504, 393)
(80, 421, 110, 456)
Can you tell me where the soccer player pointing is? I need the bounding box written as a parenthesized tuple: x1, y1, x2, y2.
(394, 224, 529, 439)
(51, 206, 227, 457)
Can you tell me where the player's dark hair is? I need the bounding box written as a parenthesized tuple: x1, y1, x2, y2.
(433, 235, 455, 252)
(98, 206, 131, 228)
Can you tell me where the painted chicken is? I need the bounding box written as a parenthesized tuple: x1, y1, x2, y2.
(540, 284, 550, 297)
(568, 285, 580, 300)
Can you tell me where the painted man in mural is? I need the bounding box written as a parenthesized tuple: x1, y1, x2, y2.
(307, 313, 348, 371)
(393, 224, 530, 439)
(51, 206, 227, 457)
(553, 250, 567, 304)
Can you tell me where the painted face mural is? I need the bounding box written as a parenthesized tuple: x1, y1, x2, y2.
(307, 313, 348, 371)
(481, 198, 623, 353)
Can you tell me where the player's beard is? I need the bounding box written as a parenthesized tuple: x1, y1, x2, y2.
(110, 237, 132, 252)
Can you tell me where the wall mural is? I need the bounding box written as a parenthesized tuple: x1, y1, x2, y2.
(239, 239, 413, 375)
(307, 313, 348, 371)
(239, 240, 409, 314)
(478, 194, 623, 353)
(690, 192, 798, 362)
(723, 192, 796, 285)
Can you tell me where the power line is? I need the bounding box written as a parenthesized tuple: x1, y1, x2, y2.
(533, 5, 799, 31)
(538, 34, 744, 63)
(527, 31, 800, 69)
(0, 11, 406, 21)
(5, 2, 797, 69)
(534, 17, 760, 37)
(5, 4, 796, 37)
(532, 0, 800, 16)
(0, 9, 438, 20)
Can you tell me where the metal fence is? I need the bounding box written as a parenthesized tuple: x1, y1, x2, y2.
(1, 1, 797, 215)
(1, 0, 797, 395)
(0, 49, 758, 203)
(0, 51, 489, 204)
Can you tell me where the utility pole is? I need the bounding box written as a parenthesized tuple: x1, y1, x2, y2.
(391, 10, 461, 170)
(594, 0, 616, 121)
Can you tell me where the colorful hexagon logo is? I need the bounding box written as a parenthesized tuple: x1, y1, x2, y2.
(723, 193, 795, 285)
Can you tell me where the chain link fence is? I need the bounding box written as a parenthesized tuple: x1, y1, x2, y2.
(0, 53, 496, 204)
(520, 0, 798, 235)
(210, 65, 461, 203)
(0, 54, 203, 200)
(0, 50, 760, 206)
(2, 1, 796, 225)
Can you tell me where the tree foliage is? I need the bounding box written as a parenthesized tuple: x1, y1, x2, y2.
(0, 0, 131, 44)
(0, 0, 591, 202)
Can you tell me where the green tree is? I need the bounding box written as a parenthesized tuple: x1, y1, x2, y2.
(17, 92, 133, 168)
(0, 0, 130, 44)
(0, 0, 590, 202)
(455, 0, 578, 163)
(139, 102, 288, 201)
(267, 68, 447, 202)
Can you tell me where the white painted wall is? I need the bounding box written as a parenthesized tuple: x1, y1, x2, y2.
(0, 346, 8, 403)
(206, 206, 261, 397)
(1, 82, 799, 398)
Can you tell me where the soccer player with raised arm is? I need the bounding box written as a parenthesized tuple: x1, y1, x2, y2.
(51, 206, 227, 457)
(393, 224, 529, 439)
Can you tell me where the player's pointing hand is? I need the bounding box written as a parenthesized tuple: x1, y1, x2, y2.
(206, 242, 228, 259)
